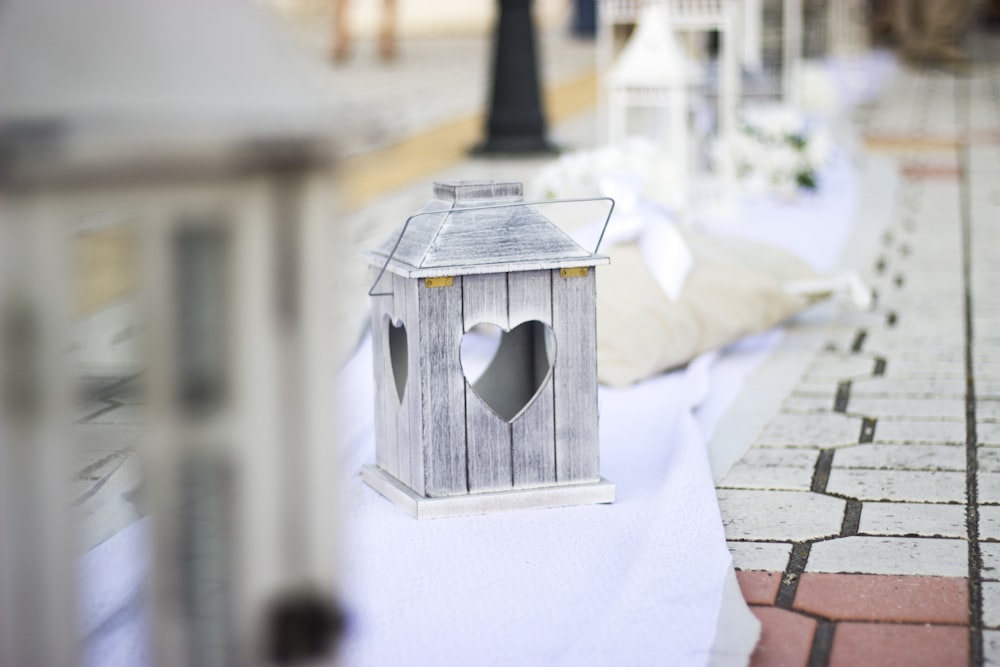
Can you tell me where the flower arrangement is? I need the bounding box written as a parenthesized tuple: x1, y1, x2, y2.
(726, 105, 832, 198)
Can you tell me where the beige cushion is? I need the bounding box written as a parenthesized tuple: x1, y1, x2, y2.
(597, 231, 820, 387)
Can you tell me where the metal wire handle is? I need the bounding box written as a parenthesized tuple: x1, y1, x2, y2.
(368, 196, 616, 297)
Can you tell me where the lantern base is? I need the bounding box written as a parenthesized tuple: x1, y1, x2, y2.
(361, 465, 615, 519)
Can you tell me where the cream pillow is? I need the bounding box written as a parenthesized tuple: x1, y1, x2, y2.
(596, 231, 821, 387)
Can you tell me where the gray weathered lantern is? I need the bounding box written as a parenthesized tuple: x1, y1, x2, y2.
(364, 180, 615, 518)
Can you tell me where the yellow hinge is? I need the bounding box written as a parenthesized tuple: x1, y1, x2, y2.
(559, 267, 589, 278)
(424, 276, 455, 288)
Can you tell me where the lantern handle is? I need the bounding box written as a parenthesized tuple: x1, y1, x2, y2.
(368, 196, 616, 297)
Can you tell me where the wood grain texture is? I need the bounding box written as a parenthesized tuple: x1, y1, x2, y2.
(463, 273, 509, 330)
(418, 276, 468, 497)
(509, 271, 557, 488)
(402, 276, 424, 496)
(393, 273, 412, 488)
(370, 267, 396, 476)
(551, 269, 600, 483)
(462, 272, 514, 493)
(465, 396, 513, 493)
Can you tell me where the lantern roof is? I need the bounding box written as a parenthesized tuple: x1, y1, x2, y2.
(608, 5, 698, 89)
(0, 0, 338, 184)
(367, 181, 610, 279)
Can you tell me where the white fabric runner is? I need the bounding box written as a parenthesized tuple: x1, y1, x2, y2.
(77, 152, 867, 667)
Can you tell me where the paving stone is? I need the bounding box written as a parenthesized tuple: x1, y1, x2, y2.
(850, 376, 967, 398)
(980, 400, 1000, 422)
(833, 444, 965, 471)
(874, 419, 966, 444)
(794, 573, 968, 623)
(807, 536, 968, 576)
(781, 394, 837, 414)
(749, 607, 816, 667)
(754, 414, 865, 448)
(984, 629, 1000, 667)
(826, 469, 966, 502)
(979, 506, 1000, 540)
(847, 397, 966, 420)
(719, 465, 815, 492)
(735, 570, 781, 605)
(858, 502, 967, 538)
(84, 403, 146, 424)
(985, 581, 1000, 629)
(981, 423, 1000, 445)
(981, 543, 1000, 582)
(728, 541, 793, 572)
(980, 449, 1000, 472)
(716, 490, 845, 541)
(737, 448, 821, 468)
(804, 355, 879, 381)
(979, 473, 1000, 503)
(829, 623, 967, 667)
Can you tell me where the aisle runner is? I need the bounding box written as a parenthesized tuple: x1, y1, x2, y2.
(79, 153, 864, 666)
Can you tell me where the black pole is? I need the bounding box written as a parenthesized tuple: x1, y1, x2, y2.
(472, 0, 557, 155)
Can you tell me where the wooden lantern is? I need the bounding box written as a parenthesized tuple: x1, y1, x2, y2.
(364, 181, 615, 518)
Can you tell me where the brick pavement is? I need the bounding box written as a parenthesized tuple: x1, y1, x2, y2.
(719, 41, 1000, 667)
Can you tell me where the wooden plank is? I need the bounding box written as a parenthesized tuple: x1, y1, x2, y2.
(508, 271, 556, 487)
(462, 273, 513, 492)
(369, 267, 397, 477)
(465, 395, 513, 493)
(462, 273, 508, 330)
(551, 269, 600, 483)
(402, 276, 424, 496)
(418, 276, 468, 496)
(393, 273, 412, 488)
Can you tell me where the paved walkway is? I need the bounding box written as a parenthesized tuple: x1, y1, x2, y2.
(720, 38, 1000, 667)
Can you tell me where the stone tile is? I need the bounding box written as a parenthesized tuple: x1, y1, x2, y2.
(981, 400, 1000, 422)
(749, 607, 815, 667)
(980, 543, 1000, 581)
(980, 506, 1000, 540)
(874, 419, 966, 444)
(979, 473, 1000, 504)
(879, 359, 966, 379)
(719, 465, 814, 492)
(847, 397, 966, 420)
(728, 541, 793, 572)
(850, 377, 967, 398)
(735, 570, 781, 605)
(984, 629, 1000, 667)
(980, 449, 1000, 472)
(859, 502, 967, 538)
(781, 394, 836, 414)
(735, 448, 820, 468)
(794, 573, 968, 623)
(833, 444, 965, 471)
(981, 423, 1000, 445)
(826, 469, 966, 502)
(755, 414, 864, 448)
(985, 581, 1000, 629)
(85, 403, 146, 424)
(807, 536, 968, 577)
(804, 355, 879, 381)
(716, 490, 845, 542)
(829, 623, 967, 667)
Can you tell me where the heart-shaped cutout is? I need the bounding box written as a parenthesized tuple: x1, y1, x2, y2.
(386, 317, 408, 402)
(460, 320, 555, 422)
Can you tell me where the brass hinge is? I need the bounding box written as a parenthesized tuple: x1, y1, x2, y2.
(424, 276, 455, 288)
(559, 267, 589, 278)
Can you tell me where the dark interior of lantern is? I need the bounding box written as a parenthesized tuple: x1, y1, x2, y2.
(463, 320, 555, 422)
